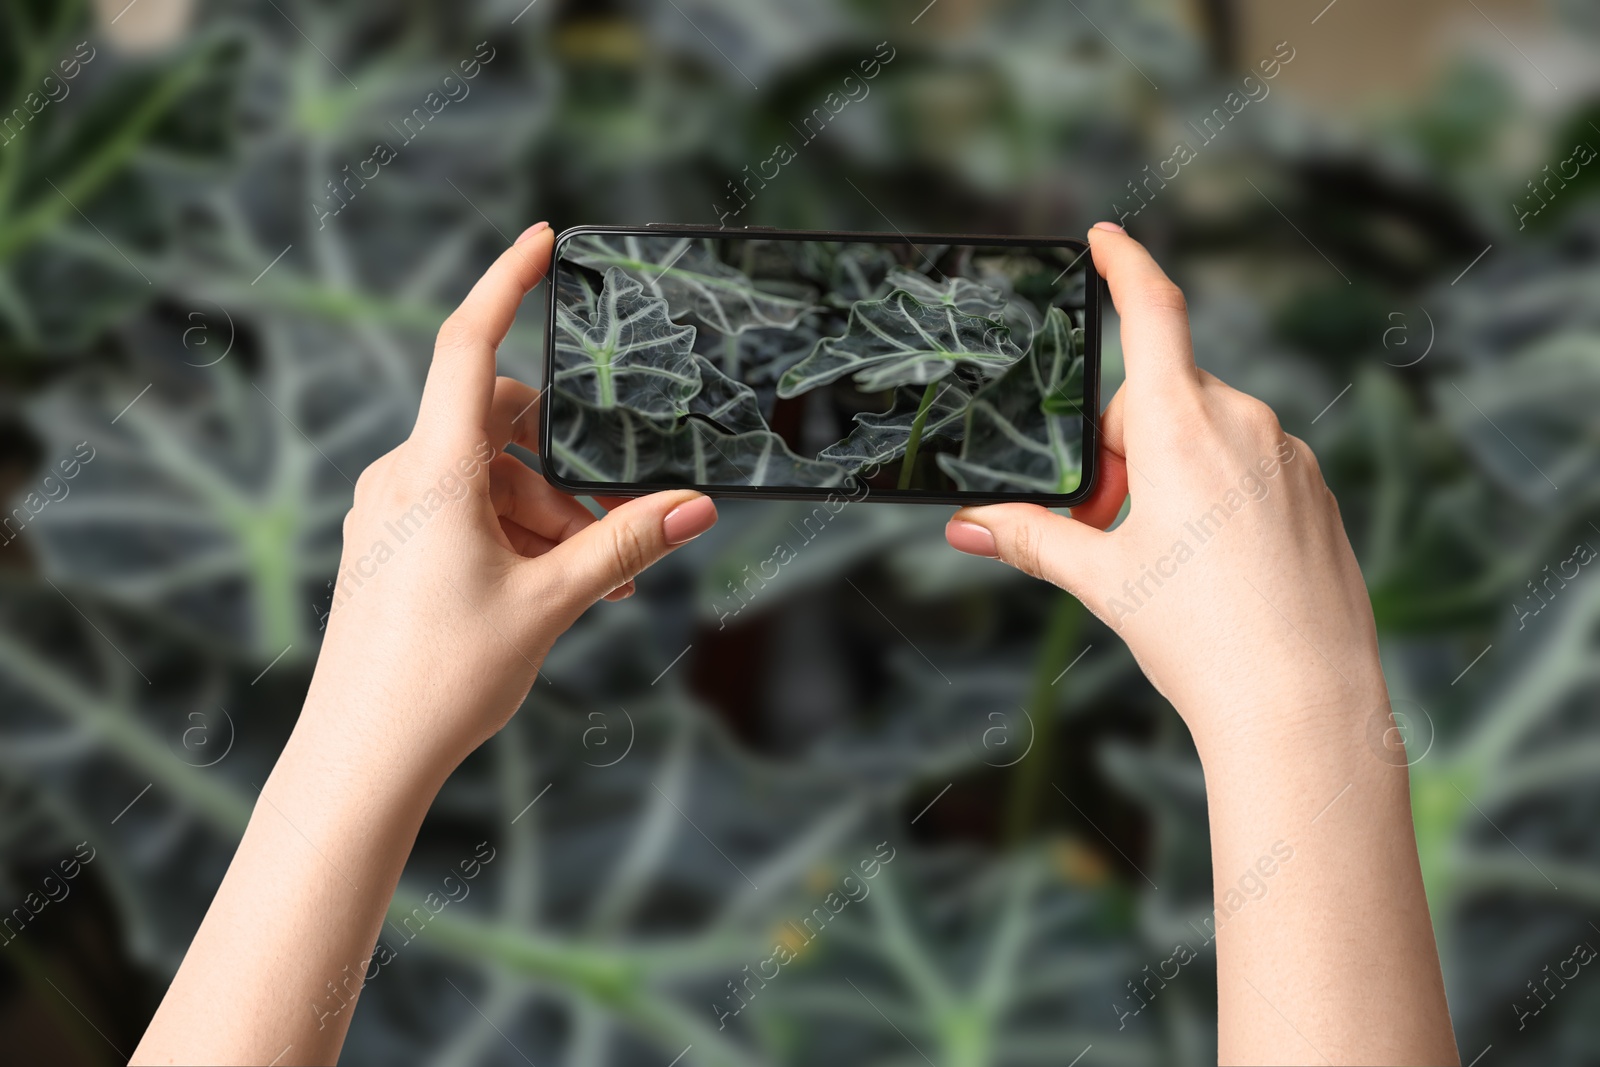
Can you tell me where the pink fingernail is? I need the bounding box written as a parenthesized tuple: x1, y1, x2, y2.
(1092, 221, 1126, 234)
(663, 495, 718, 545)
(947, 520, 998, 557)
(516, 221, 550, 243)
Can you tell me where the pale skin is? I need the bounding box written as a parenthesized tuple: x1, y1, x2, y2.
(132, 223, 1457, 1066)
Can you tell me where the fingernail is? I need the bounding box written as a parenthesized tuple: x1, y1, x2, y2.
(516, 221, 550, 243)
(1092, 221, 1126, 234)
(663, 495, 718, 545)
(947, 520, 998, 557)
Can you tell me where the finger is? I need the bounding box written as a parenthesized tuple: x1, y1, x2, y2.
(1068, 385, 1129, 530)
(416, 223, 554, 446)
(487, 376, 543, 453)
(532, 490, 716, 615)
(1087, 223, 1200, 396)
(945, 502, 1112, 602)
(488, 453, 597, 544)
(497, 516, 635, 599)
(500, 518, 556, 557)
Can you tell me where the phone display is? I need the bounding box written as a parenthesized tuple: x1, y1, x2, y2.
(540, 226, 1100, 505)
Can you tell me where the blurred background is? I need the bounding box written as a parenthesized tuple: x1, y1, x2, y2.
(2, 0, 1598, 1064)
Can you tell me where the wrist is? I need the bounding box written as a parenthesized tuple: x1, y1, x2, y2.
(1184, 684, 1403, 812)
(284, 682, 461, 811)
(1182, 669, 1388, 757)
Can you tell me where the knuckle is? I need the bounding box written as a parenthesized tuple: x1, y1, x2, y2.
(1289, 434, 1324, 480)
(352, 459, 383, 503)
(1005, 519, 1048, 580)
(1234, 393, 1281, 435)
(603, 522, 652, 582)
(1142, 281, 1188, 316)
(434, 315, 475, 355)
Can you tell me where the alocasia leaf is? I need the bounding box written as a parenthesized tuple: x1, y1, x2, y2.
(564, 233, 815, 334)
(551, 398, 846, 487)
(818, 379, 973, 472)
(814, 243, 898, 307)
(664, 421, 848, 487)
(552, 267, 700, 415)
(555, 266, 601, 320)
(882, 268, 1009, 318)
(680, 355, 768, 434)
(694, 316, 821, 386)
(936, 306, 1086, 494)
(777, 291, 1022, 397)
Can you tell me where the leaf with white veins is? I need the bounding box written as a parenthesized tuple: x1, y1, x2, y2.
(565, 233, 814, 335)
(551, 398, 846, 488)
(818, 379, 973, 473)
(882, 268, 1008, 318)
(777, 291, 1022, 397)
(936, 306, 1086, 494)
(552, 267, 699, 415)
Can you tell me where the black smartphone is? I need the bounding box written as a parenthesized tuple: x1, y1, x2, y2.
(539, 225, 1101, 506)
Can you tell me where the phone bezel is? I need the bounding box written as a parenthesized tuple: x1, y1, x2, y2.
(539, 224, 1101, 507)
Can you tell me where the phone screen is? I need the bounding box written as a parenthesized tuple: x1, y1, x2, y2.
(541, 227, 1099, 504)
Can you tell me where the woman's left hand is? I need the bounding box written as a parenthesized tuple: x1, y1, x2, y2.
(308, 221, 717, 781)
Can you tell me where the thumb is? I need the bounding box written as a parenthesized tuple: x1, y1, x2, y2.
(535, 490, 718, 617)
(946, 503, 1113, 602)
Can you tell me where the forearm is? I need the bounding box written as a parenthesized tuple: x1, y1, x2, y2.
(132, 696, 445, 1066)
(1196, 692, 1459, 1066)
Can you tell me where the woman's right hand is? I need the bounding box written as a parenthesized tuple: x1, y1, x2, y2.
(944, 225, 1459, 1066)
(945, 223, 1386, 761)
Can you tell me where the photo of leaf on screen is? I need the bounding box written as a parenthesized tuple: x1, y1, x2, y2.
(546, 233, 1091, 497)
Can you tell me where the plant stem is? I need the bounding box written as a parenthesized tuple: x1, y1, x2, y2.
(1004, 592, 1083, 844)
(897, 380, 942, 490)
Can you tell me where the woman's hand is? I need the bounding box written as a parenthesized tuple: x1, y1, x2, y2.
(132, 223, 716, 1067)
(309, 221, 717, 783)
(946, 223, 1381, 763)
(946, 225, 1459, 1066)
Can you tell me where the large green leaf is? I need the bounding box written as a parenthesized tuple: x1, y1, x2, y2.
(882, 268, 1008, 318)
(936, 307, 1085, 494)
(681, 355, 768, 434)
(777, 291, 1022, 397)
(694, 316, 822, 386)
(551, 398, 846, 487)
(564, 233, 815, 335)
(806, 242, 898, 307)
(552, 267, 700, 415)
(818, 379, 973, 472)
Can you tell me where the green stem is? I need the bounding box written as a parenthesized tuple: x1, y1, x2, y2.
(0, 44, 213, 262)
(1004, 592, 1083, 844)
(896, 380, 942, 490)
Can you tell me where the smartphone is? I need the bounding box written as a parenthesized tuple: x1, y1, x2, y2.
(539, 225, 1101, 506)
